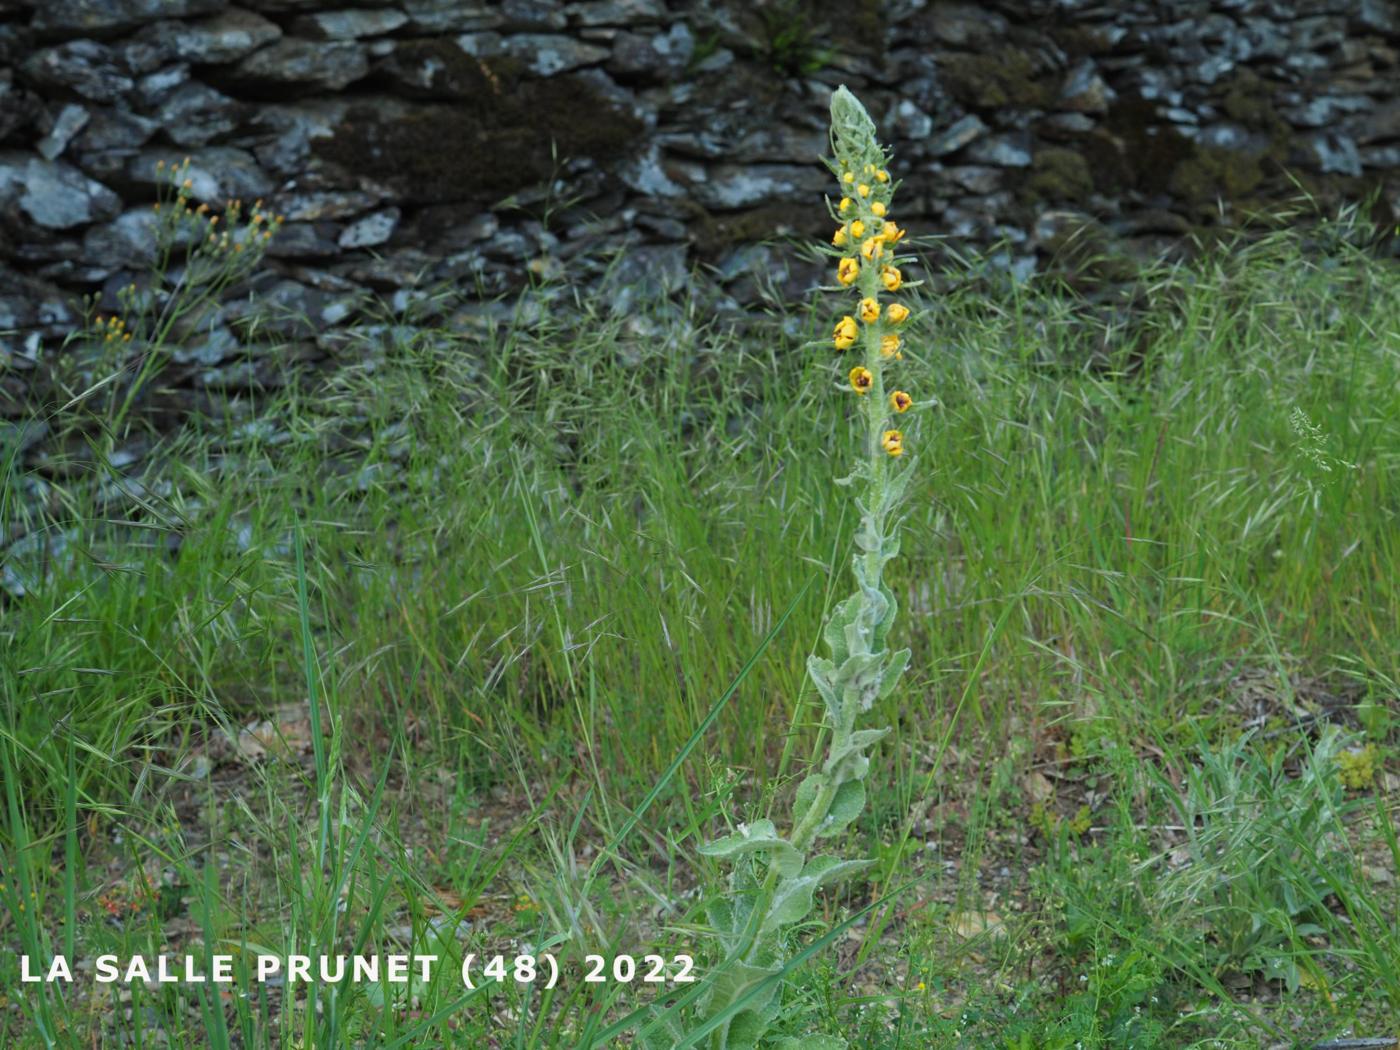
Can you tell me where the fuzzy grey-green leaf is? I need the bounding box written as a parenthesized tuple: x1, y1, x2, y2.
(815, 777, 865, 838)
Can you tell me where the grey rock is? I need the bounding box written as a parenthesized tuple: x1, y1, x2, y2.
(1060, 60, 1114, 115)
(1357, 101, 1400, 143)
(264, 223, 343, 258)
(634, 211, 687, 240)
(608, 24, 694, 78)
(400, 0, 504, 32)
(136, 64, 191, 106)
(338, 208, 400, 248)
(602, 243, 688, 303)
(1358, 0, 1400, 35)
(505, 34, 610, 75)
(36, 104, 90, 161)
(172, 322, 239, 365)
(927, 3, 1008, 47)
(1305, 132, 1362, 175)
(944, 165, 1004, 193)
(245, 98, 353, 175)
(693, 164, 826, 210)
(567, 0, 667, 27)
(137, 8, 283, 65)
(0, 154, 121, 229)
(1285, 94, 1371, 128)
(32, 0, 224, 34)
(966, 132, 1033, 167)
(234, 39, 370, 90)
(71, 107, 161, 153)
(731, 126, 825, 164)
(1162, 106, 1200, 125)
(272, 189, 386, 221)
(892, 99, 934, 140)
(621, 145, 685, 197)
(1041, 112, 1097, 137)
(929, 114, 988, 157)
(126, 147, 272, 204)
(23, 41, 134, 102)
(81, 207, 159, 268)
(291, 9, 411, 39)
(1361, 144, 1400, 167)
(154, 82, 244, 146)
(501, 0, 569, 30)
(0, 270, 75, 332)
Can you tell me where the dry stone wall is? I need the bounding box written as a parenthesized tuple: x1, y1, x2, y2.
(2, 0, 1400, 406)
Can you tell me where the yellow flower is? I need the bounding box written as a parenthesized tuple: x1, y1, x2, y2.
(833, 315, 858, 349)
(871, 201, 886, 217)
(882, 429, 904, 456)
(842, 171, 855, 184)
(837, 257, 860, 285)
(882, 222, 906, 245)
(839, 196, 853, 213)
(886, 302, 910, 325)
(875, 169, 890, 183)
(857, 183, 870, 197)
(858, 297, 880, 324)
(880, 265, 902, 292)
(881, 333, 901, 357)
(849, 219, 865, 239)
(860, 237, 883, 261)
(849, 367, 873, 394)
(890, 390, 913, 413)
(833, 225, 848, 247)
(864, 163, 874, 174)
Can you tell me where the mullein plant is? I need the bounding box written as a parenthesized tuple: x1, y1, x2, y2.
(643, 87, 917, 1050)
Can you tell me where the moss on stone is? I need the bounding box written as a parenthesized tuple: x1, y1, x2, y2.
(314, 55, 643, 206)
(1220, 69, 1279, 129)
(942, 48, 1054, 110)
(689, 200, 820, 259)
(1025, 148, 1094, 202)
(1169, 148, 1265, 206)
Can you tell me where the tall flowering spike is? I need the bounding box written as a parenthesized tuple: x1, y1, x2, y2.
(829, 86, 879, 170)
(678, 86, 916, 1050)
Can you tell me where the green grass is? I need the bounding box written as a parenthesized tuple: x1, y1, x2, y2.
(1, 218, 1398, 1047)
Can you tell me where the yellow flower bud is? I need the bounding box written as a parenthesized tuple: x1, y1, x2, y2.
(839, 196, 853, 213)
(857, 183, 870, 197)
(880, 266, 902, 292)
(881, 334, 900, 357)
(890, 391, 913, 413)
(849, 220, 865, 239)
(833, 225, 848, 247)
(860, 236, 883, 261)
(882, 429, 904, 456)
(843, 172, 855, 184)
(849, 367, 873, 394)
(837, 257, 860, 285)
(871, 201, 886, 217)
(858, 297, 880, 324)
(882, 222, 906, 245)
(886, 302, 910, 325)
(875, 169, 889, 183)
(833, 315, 858, 349)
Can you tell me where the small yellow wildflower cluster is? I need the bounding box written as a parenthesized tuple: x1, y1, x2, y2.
(92, 313, 133, 344)
(828, 114, 914, 458)
(154, 157, 284, 263)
